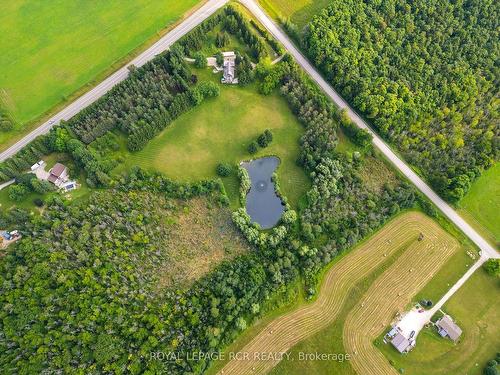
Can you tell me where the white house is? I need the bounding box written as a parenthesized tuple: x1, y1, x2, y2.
(221, 51, 238, 84)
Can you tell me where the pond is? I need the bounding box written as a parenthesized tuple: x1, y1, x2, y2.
(241, 156, 285, 229)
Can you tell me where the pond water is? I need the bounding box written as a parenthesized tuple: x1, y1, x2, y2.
(241, 156, 284, 229)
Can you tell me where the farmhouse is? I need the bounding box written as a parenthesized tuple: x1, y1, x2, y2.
(221, 51, 238, 84)
(436, 315, 462, 341)
(48, 163, 69, 186)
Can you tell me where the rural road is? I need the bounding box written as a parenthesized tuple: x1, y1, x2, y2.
(0, 0, 229, 162)
(1, 0, 497, 339)
(2, 0, 495, 263)
(240, 0, 499, 262)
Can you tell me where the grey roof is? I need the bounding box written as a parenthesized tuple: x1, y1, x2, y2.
(223, 59, 235, 82)
(391, 332, 411, 353)
(436, 315, 462, 341)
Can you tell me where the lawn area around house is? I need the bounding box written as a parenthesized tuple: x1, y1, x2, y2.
(458, 163, 499, 248)
(269, 214, 476, 375)
(117, 68, 309, 207)
(378, 268, 500, 375)
(0, 0, 201, 150)
(0, 152, 91, 212)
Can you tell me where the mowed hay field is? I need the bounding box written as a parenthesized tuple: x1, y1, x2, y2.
(458, 163, 499, 248)
(120, 70, 309, 207)
(0, 0, 199, 148)
(378, 268, 500, 375)
(342, 229, 459, 375)
(216, 211, 461, 375)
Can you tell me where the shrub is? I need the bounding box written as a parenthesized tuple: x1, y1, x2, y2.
(216, 163, 232, 177)
(8, 184, 28, 202)
(215, 52, 224, 66)
(484, 366, 499, 375)
(264, 129, 273, 143)
(33, 198, 44, 207)
(215, 32, 230, 48)
(254, 129, 274, 149)
(483, 259, 500, 277)
(31, 179, 55, 194)
(194, 52, 207, 68)
(247, 141, 258, 154)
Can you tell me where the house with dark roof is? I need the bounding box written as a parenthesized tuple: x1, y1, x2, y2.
(436, 315, 462, 342)
(48, 163, 69, 187)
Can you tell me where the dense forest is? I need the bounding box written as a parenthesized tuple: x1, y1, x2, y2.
(0, 6, 425, 374)
(303, 0, 499, 202)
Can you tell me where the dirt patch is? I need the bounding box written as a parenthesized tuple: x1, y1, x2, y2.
(158, 197, 251, 289)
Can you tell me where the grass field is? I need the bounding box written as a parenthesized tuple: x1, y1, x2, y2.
(258, 0, 331, 28)
(378, 268, 500, 375)
(458, 163, 499, 248)
(118, 68, 309, 207)
(0, 0, 200, 149)
(215, 211, 461, 375)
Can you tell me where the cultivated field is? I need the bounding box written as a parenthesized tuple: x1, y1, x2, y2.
(0, 0, 200, 148)
(217, 211, 461, 375)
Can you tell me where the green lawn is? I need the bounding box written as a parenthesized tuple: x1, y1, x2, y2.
(378, 269, 500, 375)
(414, 248, 474, 305)
(259, 0, 331, 28)
(117, 68, 310, 207)
(0, 0, 200, 149)
(458, 163, 499, 248)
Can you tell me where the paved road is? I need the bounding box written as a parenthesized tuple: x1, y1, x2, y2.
(1, 0, 496, 308)
(0, 0, 229, 162)
(240, 0, 498, 261)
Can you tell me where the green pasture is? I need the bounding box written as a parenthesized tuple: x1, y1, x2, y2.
(458, 163, 499, 247)
(117, 68, 310, 207)
(258, 0, 331, 28)
(0, 0, 200, 149)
